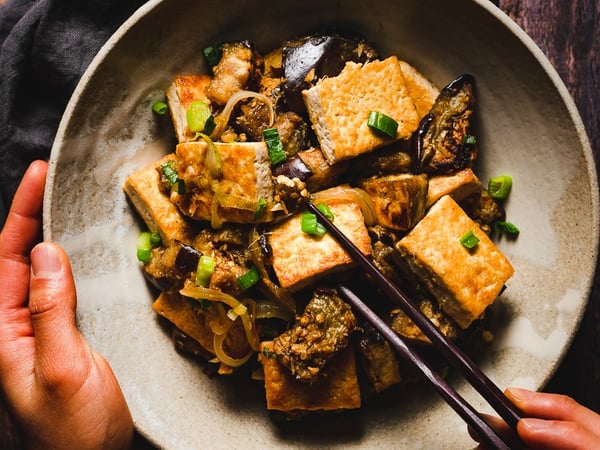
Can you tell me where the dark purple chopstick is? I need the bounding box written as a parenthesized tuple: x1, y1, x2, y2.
(337, 284, 512, 450)
(306, 202, 523, 446)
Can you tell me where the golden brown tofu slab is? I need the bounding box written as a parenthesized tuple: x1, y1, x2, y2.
(303, 56, 419, 164)
(268, 194, 372, 292)
(172, 141, 275, 225)
(426, 168, 481, 207)
(258, 341, 361, 412)
(166, 74, 212, 143)
(398, 60, 439, 120)
(123, 154, 196, 245)
(396, 195, 514, 329)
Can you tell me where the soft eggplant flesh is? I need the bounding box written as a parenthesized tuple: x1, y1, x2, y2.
(282, 32, 379, 114)
(413, 74, 477, 174)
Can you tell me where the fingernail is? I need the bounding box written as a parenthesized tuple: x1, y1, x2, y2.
(505, 387, 533, 403)
(31, 243, 63, 277)
(520, 418, 552, 432)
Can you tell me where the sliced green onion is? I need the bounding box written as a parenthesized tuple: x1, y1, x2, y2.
(367, 111, 398, 138)
(463, 134, 477, 145)
(316, 203, 334, 221)
(494, 221, 520, 235)
(152, 101, 168, 115)
(262, 346, 277, 359)
(203, 114, 216, 135)
(203, 45, 222, 69)
(149, 231, 162, 247)
(237, 266, 260, 290)
(161, 160, 179, 185)
(186, 100, 214, 133)
(253, 198, 268, 220)
(460, 230, 480, 249)
(137, 231, 161, 263)
(196, 255, 216, 287)
(488, 175, 513, 200)
(301, 212, 327, 237)
(263, 128, 287, 166)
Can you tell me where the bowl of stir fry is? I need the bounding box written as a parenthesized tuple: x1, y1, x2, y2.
(44, 0, 598, 448)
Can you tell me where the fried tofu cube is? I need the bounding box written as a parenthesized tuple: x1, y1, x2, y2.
(123, 154, 196, 245)
(303, 56, 419, 164)
(395, 195, 514, 329)
(398, 60, 439, 120)
(426, 168, 481, 207)
(166, 74, 212, 143)
(258, 341, 361, 412)
(268, 194, 372, 292)
(172, 141, 275, 225)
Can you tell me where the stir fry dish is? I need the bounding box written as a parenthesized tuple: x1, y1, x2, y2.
(124, 31, 516, 416)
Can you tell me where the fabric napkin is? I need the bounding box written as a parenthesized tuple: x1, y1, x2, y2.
(0, 0, 147, 227)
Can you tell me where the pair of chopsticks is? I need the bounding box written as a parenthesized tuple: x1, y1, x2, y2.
(306, 203, 523, 450)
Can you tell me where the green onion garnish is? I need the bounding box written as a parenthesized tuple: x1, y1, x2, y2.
(203, 45, 222, 69)
(301, 212, 327, 237)
(316, 203, 334, 221)
(136, 231, 161, 263)
(237, 266, 260, 290)
(161, 160, 179, 185)
(367, 111, 398, 138)
(196, 255, 216, 287)
(152, 101, 168, 115)
(263, 128, 287, 166)
(488, 175, 513, 200)
(463, 135, 477, 145)
(262, 346, 277, 359)
(253, 198, 268, 220)
(186, 100, 214, 134)
(494, 221, 520, 236)
(460, 230, 480, 249)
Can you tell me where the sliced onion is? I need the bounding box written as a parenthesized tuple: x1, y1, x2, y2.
(197, 133, 222, 178)
(312, 185, 377, 226)
(255, 300, 294, 322)
(213, 332, 254, 368)
(181, 282, 259, 351)
(211, 90, 275, 139)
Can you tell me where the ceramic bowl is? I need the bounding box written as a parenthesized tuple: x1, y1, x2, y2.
(44, 0, 599, 448)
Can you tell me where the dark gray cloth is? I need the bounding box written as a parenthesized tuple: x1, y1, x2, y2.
(0, 0, 147, 227)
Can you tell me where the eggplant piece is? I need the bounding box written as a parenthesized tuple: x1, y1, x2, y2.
(272, 154, 313, 181)
(347, 143, 412, 179)
(272, 287, 357, 382)
(282, 33, 379, 114)
(359, 173, 429, 231)
(413, 74, 477, 174)
(357, 323, 402, 393)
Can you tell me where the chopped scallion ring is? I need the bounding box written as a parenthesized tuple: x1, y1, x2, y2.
(301, 212, 327, 237)
(186, 100, 214, 134)
(460, 230, 480, 249)
(203, 45, 222, 69)
(151, 101, 168, 115)
(160, 160, 179, 186)
(463, 134, 477, 145)
(494, 221, 520, 235)
(316, 203, 334, 221)
(488, 175, 513, 200)
(367, 111, 398, 138)
(253, 198, 268, 220)
(136, 231, 161, 263)
(263, 128, 287, 166)
(237, 266, 260, 290)
(196, 255, 216, 287)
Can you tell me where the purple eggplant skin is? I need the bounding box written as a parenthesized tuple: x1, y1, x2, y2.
(271, 154, 313, 181)
(412, 74, 477, 175)
(282, 32, 379, 114)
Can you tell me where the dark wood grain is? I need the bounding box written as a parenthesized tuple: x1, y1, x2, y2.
(499, 0, 600, 414)
(1, 1, 598, 448)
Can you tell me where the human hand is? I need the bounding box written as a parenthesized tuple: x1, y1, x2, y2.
(0, 161, 134, 449)
(471, 387, 600, 449)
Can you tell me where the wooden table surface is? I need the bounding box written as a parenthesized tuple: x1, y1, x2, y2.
(1, 0, 599, 448)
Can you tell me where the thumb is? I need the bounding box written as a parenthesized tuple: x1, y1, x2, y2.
(29, 242, 90, 384)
